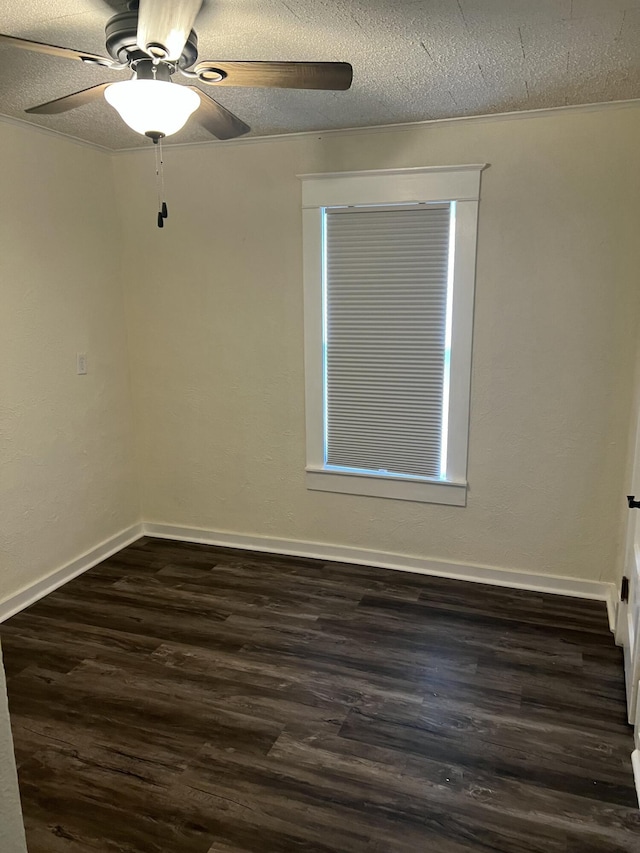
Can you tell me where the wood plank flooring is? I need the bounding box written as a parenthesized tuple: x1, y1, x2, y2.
(1, 537, 638, 852)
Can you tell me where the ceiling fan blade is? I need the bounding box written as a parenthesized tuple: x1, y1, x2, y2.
(0, 33, 115, 68)
(137, 0, 203, 62)
(26, 83, 112, 115)
(193, 61, 353, 90)
(188, 87, 250, 140)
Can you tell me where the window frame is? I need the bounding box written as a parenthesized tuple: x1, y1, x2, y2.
(300, 165, 486, 506)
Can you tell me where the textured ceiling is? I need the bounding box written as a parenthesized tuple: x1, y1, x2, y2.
(0, 0, 639, 149)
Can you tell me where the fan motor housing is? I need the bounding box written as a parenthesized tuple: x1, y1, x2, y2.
(104, 11, 198, 68)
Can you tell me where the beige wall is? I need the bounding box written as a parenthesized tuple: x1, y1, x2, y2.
(0, 120, 140, 605)
(114, 104, 640, 584)
(0, 645, 27, 853)
(3, 104, 636, 597)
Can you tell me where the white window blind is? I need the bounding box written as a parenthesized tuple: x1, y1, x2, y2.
(324, 204, 451, 479)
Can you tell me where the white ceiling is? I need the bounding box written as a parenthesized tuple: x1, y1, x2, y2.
(1, 0, 639, 149)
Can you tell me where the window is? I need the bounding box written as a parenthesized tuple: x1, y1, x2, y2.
(301, 165, 485, 506)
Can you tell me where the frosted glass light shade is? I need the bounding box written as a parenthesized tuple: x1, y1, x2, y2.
(104, 79, 199, 137)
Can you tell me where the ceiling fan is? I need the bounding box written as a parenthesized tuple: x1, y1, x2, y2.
(0, 0, 353, 142)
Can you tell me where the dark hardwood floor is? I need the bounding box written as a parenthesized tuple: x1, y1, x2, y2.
(1, 537, 638, 852)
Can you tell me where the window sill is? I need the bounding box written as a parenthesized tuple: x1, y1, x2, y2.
(305, 468, 467, 506)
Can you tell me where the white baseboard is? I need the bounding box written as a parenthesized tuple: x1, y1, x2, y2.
(632, 751, 640, 807)
(143, 522, 616, 614)
(0, 520, 617, 629)
(607, 588, 619, 634)
(0, 524, 144, 624)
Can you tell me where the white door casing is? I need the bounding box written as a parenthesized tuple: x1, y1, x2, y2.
(0, 644, 28, 853)
(616, 443, 640, 727)
(615, 388, 640, 802)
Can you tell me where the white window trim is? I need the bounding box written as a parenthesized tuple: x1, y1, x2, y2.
(300, 165, 487, 506)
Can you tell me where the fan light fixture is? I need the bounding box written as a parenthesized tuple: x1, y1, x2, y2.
(2, 0, 352, 226)
(104, 77, 199, 138)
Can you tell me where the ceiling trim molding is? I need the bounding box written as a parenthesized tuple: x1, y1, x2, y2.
(0, 112, 112, 154)
(297, 164, 489, 181)
(2, 97, 639, 155)
(113, 97, 640, 155)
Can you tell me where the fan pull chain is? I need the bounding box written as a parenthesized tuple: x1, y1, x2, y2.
(159, 137, 168, 221)
(153, 136, 169, 228)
